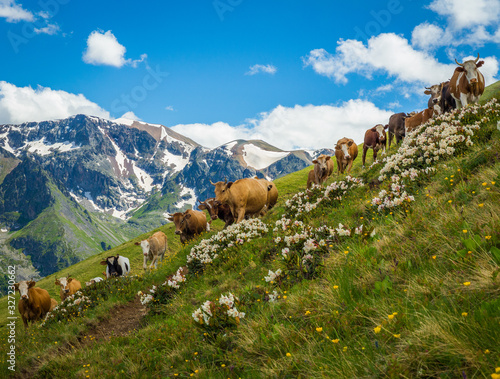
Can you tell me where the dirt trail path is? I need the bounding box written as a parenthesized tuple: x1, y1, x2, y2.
(13, 297, 147, 379)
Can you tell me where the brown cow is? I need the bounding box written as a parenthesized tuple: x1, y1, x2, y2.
(425, 82, 444, 116)
(168, 209, 207, 244)
(306, 170, 316, 189)
(254, 177, 278, 214)
(14, 280, 52, 328)
(55, 276, 82, 302)
(308, 154, 334, 188)
(135, 231, 168, 270)
(199, 198, 235, 229)
(404, 108, 434, 133)
(362, 124, 387, 167)
(450, 54, 485, 108)
(334, 138, 358, 174)
(211, 178, 269, 223)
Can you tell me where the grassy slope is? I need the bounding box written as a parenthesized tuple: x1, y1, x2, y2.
(1, 96, 499, 378)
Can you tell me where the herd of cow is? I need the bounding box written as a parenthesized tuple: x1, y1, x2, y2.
(13, 54, 486, 329)
(311, 54, 486, 182)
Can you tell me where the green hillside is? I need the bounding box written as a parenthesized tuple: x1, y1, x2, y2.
(1, 94, 499, 378)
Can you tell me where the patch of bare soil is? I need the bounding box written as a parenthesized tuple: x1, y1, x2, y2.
(12, 297, 147, 379)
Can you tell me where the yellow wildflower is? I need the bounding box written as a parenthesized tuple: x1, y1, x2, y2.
(286, 353, 291, 357)
(316, 327, 323, 332)
(393, 334, 401, 338)
(305, 310, 311, 316)
(462, 312, 468, 317)
(374, 326, 381, 334)
(463, 282, 471, 286)
(332, 339, 339, 343)
(388, 314, 395, 320)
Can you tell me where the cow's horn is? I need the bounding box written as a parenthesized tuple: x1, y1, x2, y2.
(224, 177, 227, 184)
(425, 86, 431, 89)
(210, 180, 216, 186)
(455, 58, 464, 67)
(475, 53, 480, 63)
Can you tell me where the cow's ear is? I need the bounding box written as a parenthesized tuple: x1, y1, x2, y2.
(28, 280, 36, 288)
(424, 90, 432, 95)
(55, 279, 60, 285)
(384, 125, 389, 130)
(325, 156, 331, 161)
(67, 278, 73, 283)
(455, 67, 465, 72)
(14, 283, 19, 291)
(198, 204, 206, 210)
(347, 140, 353, 146)
(370, 127, 377, 132)
(226, 182, 233, 189)
(167, 216, 174, 221)
(134, 241, 140, 245)
(477, 60, 484, 67)
(312, 159, 318, 164)
(184, 213, 192, 219)
(100, 260, 108, 266)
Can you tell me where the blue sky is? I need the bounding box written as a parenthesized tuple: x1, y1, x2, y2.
(0, 0, 499, 149)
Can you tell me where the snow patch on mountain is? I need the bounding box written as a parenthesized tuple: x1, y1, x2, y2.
(25, 138, 80, 156)
(174, 186, 197, 209)
(242, 144, 289, 170)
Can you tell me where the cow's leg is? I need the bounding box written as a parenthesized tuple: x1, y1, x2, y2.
(362, 146, 367, 168)
(143, 255, 147, 270)
(236, 208, 245, 223)
(22, 315, 28, 328)
(452, 94, 462, 109)
(346, 160, 353, 173)
(150, 255, 157, 269)
(388, 131, 393, 148)
(460, 93, 469, 108)
(373, 148, 378, 163)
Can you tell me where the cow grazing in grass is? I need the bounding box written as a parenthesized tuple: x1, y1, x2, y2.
(135, 231, 168, 270)
(14, 280, 52, 328)
(388, 113, 407, 147)
(362, 124, 387, 167)
(85, 277, 104, 286)
(254, 177, 278, 214)
(199, 197, 235, 229)
(168, 209, 208, 244)
(450, 54, 485, 108)
(404, 108, 434, 133)
(55, 276, 82, 302)
(334, 138, 358, 174)
(100, 255, 130, 278)
(308, 155, 334, 188)
(211, 178, 269, 223)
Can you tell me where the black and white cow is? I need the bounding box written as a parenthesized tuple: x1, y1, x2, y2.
(100, 255, 130, 278)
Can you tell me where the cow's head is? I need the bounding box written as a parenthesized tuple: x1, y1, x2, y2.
(455, 54, 484, 88)
(199, 198, 218, 220)
(55, 276, 73, 294)
(14, 280, 35, 300)
(371, 124, 387, 142)
(211, 179, 232, 204)
(425, 82, 444, 105)
(168, 212, 190, 235)
(335, 139, 354, 159)
(100, 255, 121, 277)
(135, 239, 150, 257)
(312, 155, 331, 174)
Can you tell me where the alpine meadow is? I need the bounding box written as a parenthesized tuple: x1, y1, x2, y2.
(0, 88, 499, 378)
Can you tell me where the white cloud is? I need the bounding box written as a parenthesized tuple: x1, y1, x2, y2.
(120, 111, 140, 121)
(428, 0, 500, 30)
(165, 105, 174, 111)
(34, 23, 59, 35)
(0, 0, 33, 23)
(304, 33, 498, 86)
(171, 100, 392, 150)
(245, 64, 277, 76)
(82, 30, 147, 68)
(0, 81, 110, 124)
(411, 23, 449, 50)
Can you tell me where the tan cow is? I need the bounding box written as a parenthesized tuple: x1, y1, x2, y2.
(14, 280, 52, 328)
(308, 154, 334, 188)
(211, 178, 269, 223)
(404, 108, 434, 133)
(168, 209, 207, 244)
(55, 276, 82, 302)
(306, 169, 316, 189)
(135, 231, 168, 270)
(335, 138, 358, 174)
(254, 177, 278, 214)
